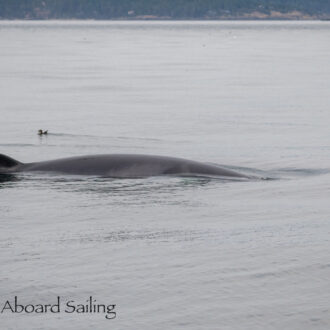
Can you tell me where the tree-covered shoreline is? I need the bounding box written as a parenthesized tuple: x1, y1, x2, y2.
(0, 0, 329, 20)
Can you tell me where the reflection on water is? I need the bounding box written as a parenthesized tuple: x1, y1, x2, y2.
(60, 229, 215, 244)
(17, 173, 217, 197)
(0, 174, 20, 186)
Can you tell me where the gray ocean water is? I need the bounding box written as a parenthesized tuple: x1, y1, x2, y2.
(0, 21, 330, 329)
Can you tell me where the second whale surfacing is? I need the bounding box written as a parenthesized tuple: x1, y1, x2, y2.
(0, 154, 250, 179)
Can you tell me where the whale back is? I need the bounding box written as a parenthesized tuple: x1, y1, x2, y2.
(0, 154, 21, 173)
(0, 153, 250, 178)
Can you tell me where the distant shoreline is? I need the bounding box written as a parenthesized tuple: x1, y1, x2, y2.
(1, 10, 330, 21)
(1, 18, 330, 21)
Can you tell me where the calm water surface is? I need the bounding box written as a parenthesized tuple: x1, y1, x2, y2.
(0, 21, 330, 329)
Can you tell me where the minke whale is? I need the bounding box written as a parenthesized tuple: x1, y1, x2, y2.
(0, 153, 249, 179)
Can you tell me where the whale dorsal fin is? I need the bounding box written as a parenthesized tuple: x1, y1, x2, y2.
(0, 154, 21, 168)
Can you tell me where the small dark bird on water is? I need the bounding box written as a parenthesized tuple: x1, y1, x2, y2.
(38, 129, 48, 136)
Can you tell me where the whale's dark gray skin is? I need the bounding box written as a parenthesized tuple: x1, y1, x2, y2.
(0, 153, 249, 178)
